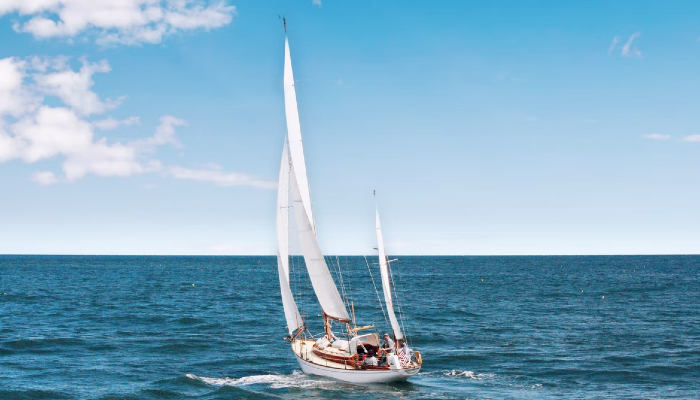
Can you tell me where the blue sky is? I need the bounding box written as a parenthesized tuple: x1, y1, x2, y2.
(0, 1, 699, 255)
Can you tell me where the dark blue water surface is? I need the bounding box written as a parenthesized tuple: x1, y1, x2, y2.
(1, 255, 698, 399)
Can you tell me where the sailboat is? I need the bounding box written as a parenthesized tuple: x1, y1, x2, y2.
(275, 25, 422, 384)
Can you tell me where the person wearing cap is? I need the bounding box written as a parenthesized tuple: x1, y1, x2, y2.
(381, 333, 395, 354)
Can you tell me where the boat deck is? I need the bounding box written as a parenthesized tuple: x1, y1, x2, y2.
(292, 339, 356, 370)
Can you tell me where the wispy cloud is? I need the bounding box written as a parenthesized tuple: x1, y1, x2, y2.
(312, 0, 322, 7)
(643, 133, 671, 140)
(167, 165, 276, 188)
(607, 36, 620, 55)
(681, 134, 700, 142)
(621, 32, 642, 57)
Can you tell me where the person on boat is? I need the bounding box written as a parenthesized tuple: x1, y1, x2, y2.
(397, 339, 412, 366)
(381, 333, 395, 353)
(363, 349, 378, 366)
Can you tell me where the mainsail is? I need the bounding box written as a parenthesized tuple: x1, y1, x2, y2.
(276, 140, 303, 334)
(284, 37, 315, 233)
(375, 200, 404, 340)
(280, 35, 350, 323)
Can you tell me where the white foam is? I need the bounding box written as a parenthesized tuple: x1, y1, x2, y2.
(186, 371, 329, 389)
(443, 370, 496, 380)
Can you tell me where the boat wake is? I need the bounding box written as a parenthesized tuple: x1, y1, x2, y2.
(186, 371, 332, 389)
(440, 370, 496, 380)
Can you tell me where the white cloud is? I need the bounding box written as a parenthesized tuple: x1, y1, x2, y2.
(130, 115, 185, 152)
(0, 58, 41, 117)
(312, 0, 322, 7)
(607, 36, 620, 55)
(33, 58, 123, 115)
(7, 105, 152, 181)
(168, 165, 276, 188)
(0, 55, 270, 188)
(643, 133, 670, 140)
(621, 32, 642, 58)
(1, 0, 235, 45)
(681, 134, 700, 142)
(93, 116, 140, 130)
(33, 171, 59, 185)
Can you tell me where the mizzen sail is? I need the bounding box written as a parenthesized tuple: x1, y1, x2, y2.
(277, 140, 303, 334)
(375, 198, 404, 340)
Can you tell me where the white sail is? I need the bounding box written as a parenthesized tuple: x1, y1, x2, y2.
(290, 163, 350, 322)
(375, 203, 404, 340)
(284, 37, 315, 233)
(277, 140, 303, 334)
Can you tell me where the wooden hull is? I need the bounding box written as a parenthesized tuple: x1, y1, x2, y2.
(291, 339, 420, 384)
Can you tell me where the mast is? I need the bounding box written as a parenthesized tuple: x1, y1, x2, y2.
(375, 192, 404, 340)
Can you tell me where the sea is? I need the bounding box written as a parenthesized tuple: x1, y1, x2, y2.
(0, 255, 698, 400)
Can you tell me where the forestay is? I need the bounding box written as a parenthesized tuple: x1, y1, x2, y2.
(375, 203, 404, 340)
(290, 164, 350, 322)
(276, 140, 303, 334)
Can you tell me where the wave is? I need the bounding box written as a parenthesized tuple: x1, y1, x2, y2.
(186, 371, 331, 390)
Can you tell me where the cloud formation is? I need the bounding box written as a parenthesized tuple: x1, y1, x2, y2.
(607, 33, 642, 58)
(1, 0, 235, 45)
(621, 32, 642, 57)
(642, 133, 670, 140)
(312, 0, 322, 7)
(681, 135, 700, 142)
(0, 56, 270, 188)
(167, 164, 275, 188)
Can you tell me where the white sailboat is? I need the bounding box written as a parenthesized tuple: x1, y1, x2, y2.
(276, 26, 422, 384)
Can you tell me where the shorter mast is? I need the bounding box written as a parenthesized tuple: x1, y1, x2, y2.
(375, 192, 404, 340)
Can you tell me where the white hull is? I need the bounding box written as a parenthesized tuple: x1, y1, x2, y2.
(291, 339, 420, 383)
(295, 354, 420, 383)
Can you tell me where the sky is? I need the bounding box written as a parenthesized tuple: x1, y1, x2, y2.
(0, 0, 699, 255)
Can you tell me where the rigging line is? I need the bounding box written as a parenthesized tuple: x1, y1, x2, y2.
(342, 256, 354, 307)
(335, 255, 350, 311)
(339, 256, 353, 311)
(365, 255, 389, 327)
(392, 260, 410, 341)
(388, 258, 409, 341)
(328, 254, 347, 310)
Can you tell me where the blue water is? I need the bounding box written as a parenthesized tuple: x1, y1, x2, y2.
(1, 255, 698, 399)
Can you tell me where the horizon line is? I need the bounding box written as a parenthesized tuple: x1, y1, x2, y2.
(1, 253, 698, 257)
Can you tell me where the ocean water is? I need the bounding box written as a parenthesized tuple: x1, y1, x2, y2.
(0, 255, 698, 399)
